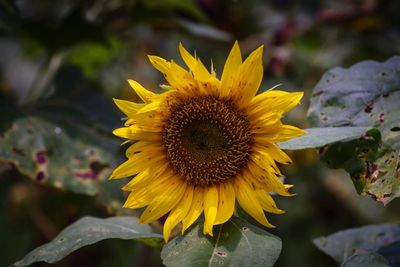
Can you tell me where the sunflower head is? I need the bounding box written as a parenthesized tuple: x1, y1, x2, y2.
(111, 42, 305, 242)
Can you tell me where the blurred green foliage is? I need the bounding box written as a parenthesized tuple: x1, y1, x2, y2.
(1, 0, 400, 266)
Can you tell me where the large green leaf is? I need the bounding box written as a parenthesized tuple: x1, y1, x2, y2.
(308, 56, 400, 204)
(0, 116, 116, 196)
(277, 127, 372, 150)
(0, 88, 127, 212)
(313, 223, 400, 264)
(161, 217, 281, 267)
(13, 216, 162, 266)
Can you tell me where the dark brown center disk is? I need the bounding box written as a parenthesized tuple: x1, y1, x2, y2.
(163, 96, 253, 186)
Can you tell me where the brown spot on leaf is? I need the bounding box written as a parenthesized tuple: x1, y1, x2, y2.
(216, 251, 227, 257)
(364, 102, 373, 113)
(366, 191, 378, 201)
(379, 112, 385, 122)
(90, 161, 108, 174)
(366, 161, 380, 182)
(36, 171, 45, 181)
(74, 161, 109, 180)
(74, 171, 98, 180)
(36, 151, 47, 164)
(312, 91, 323, 97)
(12, 147, 25, 156)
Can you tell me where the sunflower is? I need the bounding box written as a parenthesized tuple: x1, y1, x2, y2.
(111, 42, 305, 242)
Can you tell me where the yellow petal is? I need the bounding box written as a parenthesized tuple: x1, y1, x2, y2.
(247, 160, 293, 196)
(269, 178, 294, 197)
(271, 125, 307, 142)
(123, 171, 177, 208)
(136, 100, 162, 114)
(123, 189, 153, 209)
(254, 121, 300, 145)
(240, 166, 268, 189)
(132, 112, 164, 128)
(250, 150, 282, 176)
(148, 55, 193, 92)
(139, 178, 187, 224)
(179, 43, 211, 80)
(127, 79, 155, 104)
(112, 126, 141, 139)
(128, 121, 162, 133)
(167, 60, 195, 93)
(123, 169, 150, 188)
(249, 91, 304, 116)
(220, 41, 242, 97)
(256, 143, 292, 164)
(182, 186, 204, 233)
(112, 126, 160, 141)
(214, 182, 236, 225)
(250, 89, 288, 106)
(178, 43, 197, 70)
(122, 162, 168, 190)
(234, 45, 264, 106)
(124, 118, 135, 126)
(255, 190, 285, 214)
(234, 178, 274, 228)
(110, 152, 163, 179)
(250, 112, 282, 133)
(122, 172, 177, 208)
(113, 98, 143, 117)
(148, 55, 171, 74)
(203, 186, 218, 236)
(169, 61, 194, 85)
(125, 141, 162, 158)
(163, 186, 194, 242)
(125, 141, 147, 158)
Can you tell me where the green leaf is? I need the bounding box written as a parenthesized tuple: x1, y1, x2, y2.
(308, 56, 400, 204)
(320, 128, 381, 187)
(313, 223, 400, 263)
(277, 127, 372, 150)
(161, 217, 281, 267)
(0, 84, 127, 212)
(0, 116, 116, 196)
(13, 216, 162, 266)
(341, 252, 390, 267)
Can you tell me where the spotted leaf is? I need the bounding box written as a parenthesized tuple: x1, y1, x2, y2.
(308, 56, 400, 204)
(0, 116, 122, 209)
(161, 216, 281, 267)
(13, 216, 162, 266)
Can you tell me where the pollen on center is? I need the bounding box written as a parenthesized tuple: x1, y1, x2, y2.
(162, 96, 253, 186)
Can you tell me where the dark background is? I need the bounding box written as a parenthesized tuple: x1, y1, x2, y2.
(1, 0, 400, 266)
